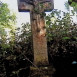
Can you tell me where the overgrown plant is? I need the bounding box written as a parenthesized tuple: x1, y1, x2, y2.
(45, 9, 77, 41)
(45, 9, 77, 58)
(0, 2, 16, 77)
(0, 1, 16, 49)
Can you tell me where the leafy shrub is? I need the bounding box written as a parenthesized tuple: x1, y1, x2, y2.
(45, 9, 77, 56)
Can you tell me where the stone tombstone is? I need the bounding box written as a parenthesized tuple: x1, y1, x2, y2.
(17, 0, 54, 66)
(18, 0, 55, 77)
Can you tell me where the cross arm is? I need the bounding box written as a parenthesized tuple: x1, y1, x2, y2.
(17, 0, 54, 12)
(17, 0, 33, 12)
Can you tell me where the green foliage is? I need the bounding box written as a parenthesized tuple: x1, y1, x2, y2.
(68, 0, 77, 13)
(45, 9, 77, 57)
(65, 1, 70, 11)
(62, 37, 71, 40)
(0, 2, 16, 49)
(15, 23, 32, 43)
(45, 9, 76, 42)
(0, 3, 16, 28)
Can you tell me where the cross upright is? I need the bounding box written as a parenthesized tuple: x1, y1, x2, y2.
(17, 0, 54, 66)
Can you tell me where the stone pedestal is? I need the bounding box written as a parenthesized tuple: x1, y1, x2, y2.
(30, 66, 55, 77)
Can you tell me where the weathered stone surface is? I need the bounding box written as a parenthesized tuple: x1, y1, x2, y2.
(17, 0, 33, 12)
(30, 12, 49, 66)
(30, 66, 55, 77)
(17, 0, 54, 12)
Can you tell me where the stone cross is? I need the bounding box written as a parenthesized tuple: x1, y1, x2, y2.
(17, 0, 54, 66)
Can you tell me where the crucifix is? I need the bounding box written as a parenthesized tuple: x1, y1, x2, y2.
(17, 0, 54, 76)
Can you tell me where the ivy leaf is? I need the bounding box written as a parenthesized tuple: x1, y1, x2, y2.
(62, 37, 71, 40)
(46, 21, 51, 25)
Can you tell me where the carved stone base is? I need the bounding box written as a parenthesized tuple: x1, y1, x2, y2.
(30, 65, 55, 77)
